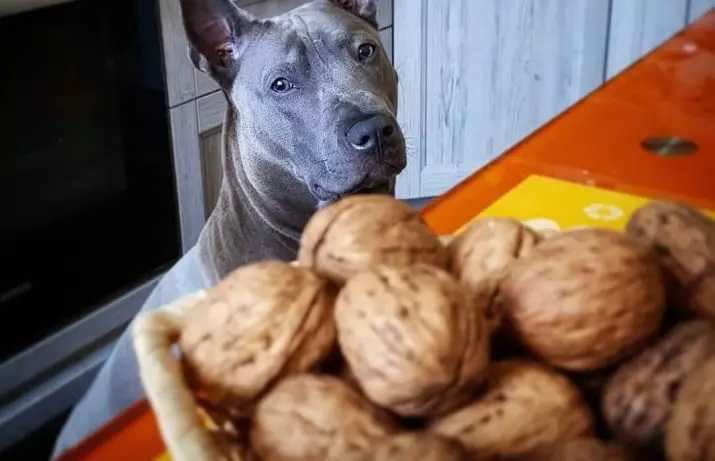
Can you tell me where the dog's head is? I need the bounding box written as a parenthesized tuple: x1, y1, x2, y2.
(180, 0, 406, 207)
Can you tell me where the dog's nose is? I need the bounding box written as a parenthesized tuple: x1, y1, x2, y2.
(346, 114, 396, 152)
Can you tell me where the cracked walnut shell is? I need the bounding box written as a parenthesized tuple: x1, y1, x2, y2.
(430, 360, 595, 460)
(250, 374, 398, 461)
(298, 195, 448, 283)
(179, 261, 337, 415)
(334, 263, 490, 418)
(500, 228, 666, 371)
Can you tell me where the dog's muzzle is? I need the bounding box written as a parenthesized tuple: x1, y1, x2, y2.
(310, 175, 395, 203)
(308, 112, 406, 203)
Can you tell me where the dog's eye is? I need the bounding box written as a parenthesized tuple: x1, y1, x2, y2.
(270, 77, 292, 93)
(357, 43, 376, 61)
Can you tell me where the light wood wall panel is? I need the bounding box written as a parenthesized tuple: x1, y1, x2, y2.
(606, 0, 689, 78)
(689, 0, 715, 22)
(396, 0, 610, 198)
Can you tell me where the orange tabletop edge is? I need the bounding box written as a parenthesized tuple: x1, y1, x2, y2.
(56, 9, 715, 461)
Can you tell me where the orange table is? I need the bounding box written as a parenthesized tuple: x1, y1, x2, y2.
(58, 9, 715, 461)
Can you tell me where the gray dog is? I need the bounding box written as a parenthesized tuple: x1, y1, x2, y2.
(51, 0, 405, 457)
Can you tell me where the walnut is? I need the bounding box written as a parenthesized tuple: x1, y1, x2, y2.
(346, 432, 469, 461)
(298, 195, 448, 283)
(448, 218, 541, 332)
(500, 228, 666, 371)
(602, 319, 715, 453)
(179, 261, 337, 415)
(335, 263, 490, 417)
(518, 437, 637, 461)
(250, 374, 398, 461)
(625, 200, 715, 318)
(666, 355, 715, 461)
(430, 360, 595, 460)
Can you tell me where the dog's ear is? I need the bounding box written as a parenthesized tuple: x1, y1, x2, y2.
(179, 0, 254, 73)
(326, 0, 379, 27)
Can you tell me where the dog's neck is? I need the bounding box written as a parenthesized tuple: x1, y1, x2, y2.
(196, 103, 317, 279)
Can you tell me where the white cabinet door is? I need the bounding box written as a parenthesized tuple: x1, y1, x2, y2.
(606, 0, 689, 78)
(689, 0, 715, 22)
(394, 0, 610, 199)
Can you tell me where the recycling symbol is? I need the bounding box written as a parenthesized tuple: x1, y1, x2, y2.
(583, 203, 624, 221)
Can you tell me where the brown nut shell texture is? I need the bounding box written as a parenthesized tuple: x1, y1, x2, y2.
(449, 218, 541, 332)
(346, 432, 470, 461)
(430, 360, 595, 460)
(625, 200, 715, 318)
(250, 374, 398, 461)
(519, 437, 636, 461)
(666, 355, 715, 461)
(298, 194, 448, 283)
(602, 319, 715, 451)
(500, 228, 666, 371)
(179, 261, 337, 414)
(335, 263, 490, 417)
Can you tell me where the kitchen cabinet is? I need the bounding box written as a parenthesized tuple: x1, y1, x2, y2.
(691, 0, 715, 22)
(394, 0, 610, 199)
(607, 0, 715, 78)
(200, 130, 224, 220)
(166, 93, 227, 253)
(606, 0, 690, 78)
(393, 0, 715, 199)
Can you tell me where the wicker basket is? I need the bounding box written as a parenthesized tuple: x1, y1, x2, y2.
(132, 289, 250, 461)
(132, 240, 458, 461)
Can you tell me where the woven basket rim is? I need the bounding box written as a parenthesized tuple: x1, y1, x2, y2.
(132, 289, 244, 461)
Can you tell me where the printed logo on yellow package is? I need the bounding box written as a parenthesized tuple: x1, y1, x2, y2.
(454, 175, 715, 236)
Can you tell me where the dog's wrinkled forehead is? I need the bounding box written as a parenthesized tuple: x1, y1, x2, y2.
(228, 0, 393, 112)
(286, 0, 378, 33)
(254, 1, 382, 69)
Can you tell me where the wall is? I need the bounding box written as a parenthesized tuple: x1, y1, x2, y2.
(394, 0, 715, 199)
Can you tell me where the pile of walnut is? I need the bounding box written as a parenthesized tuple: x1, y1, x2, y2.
(178, 195, 715, 461)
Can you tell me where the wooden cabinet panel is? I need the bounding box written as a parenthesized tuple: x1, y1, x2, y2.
(168, 102, 205, 252)
(606, 0, 688, 78)
(380, 25, 393, 62)
(395, 0, 610, 199)
(200, 129, 224, 218)
(157, 0, 196, 107)
(197, 92, 225, 133)
(194, 0, 395, 99)
(381, 27, 393, 63)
